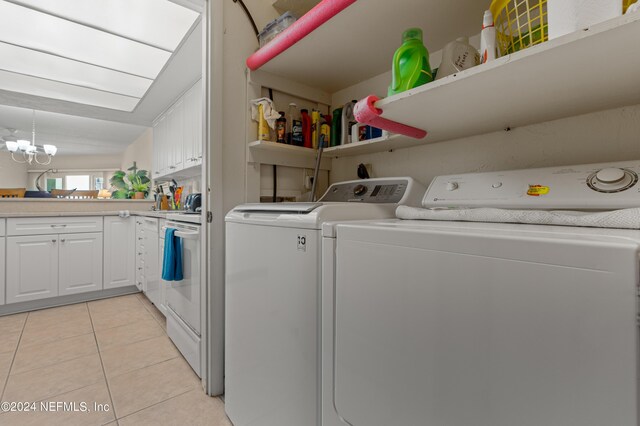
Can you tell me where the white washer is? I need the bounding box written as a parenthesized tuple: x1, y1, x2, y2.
(322, 160, 640, 426)
(225, 177, 425, 426)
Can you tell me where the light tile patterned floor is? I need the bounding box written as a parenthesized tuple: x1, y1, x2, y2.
(0, 294, 232, 426)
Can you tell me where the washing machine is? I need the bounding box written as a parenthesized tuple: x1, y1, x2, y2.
(322, 160, 640, 426)
(225, 177, 425, 426)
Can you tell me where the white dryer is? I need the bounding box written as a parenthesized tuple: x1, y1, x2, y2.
(225, 177, 425, 426)
(322, 161, 640, 426)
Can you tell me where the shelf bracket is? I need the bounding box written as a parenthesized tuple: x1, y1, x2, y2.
(246, 0, 357, 70)
(355, 95, 427, 139)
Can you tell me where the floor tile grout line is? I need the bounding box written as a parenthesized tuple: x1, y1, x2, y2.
(97, 329, 167, 354)
(0, 311, 29, 401)
(115, 387, 197, 421)
(8, 349, 100, 378)
(88, 302, 119, 422)
(104, 353, 181, 382)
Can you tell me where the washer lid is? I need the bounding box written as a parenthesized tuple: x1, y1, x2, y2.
(232, 202, 322, 214)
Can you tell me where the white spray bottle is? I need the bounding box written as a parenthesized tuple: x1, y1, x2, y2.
(480, 10, 497, 63)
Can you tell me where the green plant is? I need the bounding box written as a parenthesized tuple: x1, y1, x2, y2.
(110, 162, 150, 199)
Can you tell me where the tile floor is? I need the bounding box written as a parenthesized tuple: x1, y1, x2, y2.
(0, 293, 232, 426)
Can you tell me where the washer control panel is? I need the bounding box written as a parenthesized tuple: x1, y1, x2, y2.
(320, 177, 423, 204)
(424, 160, 640, 210)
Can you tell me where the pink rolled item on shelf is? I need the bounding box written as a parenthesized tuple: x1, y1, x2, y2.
(246, 0, 357, 70)
(354, 95, 428, 139)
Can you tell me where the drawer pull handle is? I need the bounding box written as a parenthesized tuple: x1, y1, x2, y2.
(60, 239, 66, 243)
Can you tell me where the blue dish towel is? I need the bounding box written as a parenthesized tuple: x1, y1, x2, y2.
(162, 228, 183, 281)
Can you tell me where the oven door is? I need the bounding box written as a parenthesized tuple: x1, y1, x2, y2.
(163, 221, 201, 335)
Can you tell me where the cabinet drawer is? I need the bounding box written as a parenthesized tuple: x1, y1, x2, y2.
(7, 217, 103, 236)
(143, 217, 158, 232)
(0, 218, 5, 237)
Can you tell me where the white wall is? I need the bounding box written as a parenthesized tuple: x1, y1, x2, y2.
(0, 152, 28, 188)
(121, 128, 153, 173)
(331, 103, 640, 186)
(29, 154, 122, 171)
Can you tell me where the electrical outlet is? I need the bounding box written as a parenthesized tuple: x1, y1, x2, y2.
(304, 175, 313, 190)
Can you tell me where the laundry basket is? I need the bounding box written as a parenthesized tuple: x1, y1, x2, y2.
(490, 0, 548, 56)
(624, 0, 638, 12)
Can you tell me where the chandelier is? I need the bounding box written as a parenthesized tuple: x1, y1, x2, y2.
(4, 110, 57, 165)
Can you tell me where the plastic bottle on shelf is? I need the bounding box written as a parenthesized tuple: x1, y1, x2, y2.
(301, 109, 312, 148)
(275, 112, 286, 143)
(288, 103, 303, 146)
(388, 28, 433, 96)
(319, 115, 331, 148)
(331, 108, 342, 146)
(480, 10, 497, 63)
(257, 104, 270, 141)
(341, 100, 357, 145)
(311, 110, 321, 149)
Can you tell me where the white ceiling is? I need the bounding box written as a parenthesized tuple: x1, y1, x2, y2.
(0, 1, 203, 155)
(0, 0, 199, 111)
(0, 105, 147, 155)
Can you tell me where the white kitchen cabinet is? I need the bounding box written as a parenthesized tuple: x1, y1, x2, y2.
(169, 99, 185, 173)
(142, 218, 162, 313)
(6, 235, 59, 304)
(104, 216, 135, 290)
(59, 232, 103, 296)
(135, 218, 145, 291)
(183, 80, 203, 168)
(152, 79, 202, 179)
(7, 216, 103, 236)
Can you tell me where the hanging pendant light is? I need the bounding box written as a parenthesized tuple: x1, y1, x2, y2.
(4, 110, 58, 165)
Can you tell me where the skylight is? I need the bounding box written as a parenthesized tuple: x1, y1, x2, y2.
(0, 0, 199, 112)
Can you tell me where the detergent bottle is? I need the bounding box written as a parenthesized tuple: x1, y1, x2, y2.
(388, 28, 433, 96)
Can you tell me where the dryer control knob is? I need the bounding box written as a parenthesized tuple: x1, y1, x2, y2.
(446, 182, 459, 191)
(353, 184, 368, 197)
(595, 168, 626, 184)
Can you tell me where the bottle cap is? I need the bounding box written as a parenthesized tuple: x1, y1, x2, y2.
(402, 28, 423, 42)
(483, 10, 494, 28)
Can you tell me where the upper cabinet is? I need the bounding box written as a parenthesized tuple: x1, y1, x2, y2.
(153, 79, 203, 179)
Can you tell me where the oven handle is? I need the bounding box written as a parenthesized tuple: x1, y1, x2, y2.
(174, 230, 200, 240)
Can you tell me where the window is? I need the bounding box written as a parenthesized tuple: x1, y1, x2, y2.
(65, 175, 91, 190)
(46, 178, 62, 191)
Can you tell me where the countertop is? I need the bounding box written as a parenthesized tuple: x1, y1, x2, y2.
(0, 211, 176, 219)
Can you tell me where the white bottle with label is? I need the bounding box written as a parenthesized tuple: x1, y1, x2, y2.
(480, 10, 497, 63)
(341, 100, 357, 145)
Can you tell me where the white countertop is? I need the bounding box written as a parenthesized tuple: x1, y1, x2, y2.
(0, 211, 178, 219)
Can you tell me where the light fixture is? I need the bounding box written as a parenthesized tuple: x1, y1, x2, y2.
(5, 141, 18, 152)
(7, 110, 58, 165)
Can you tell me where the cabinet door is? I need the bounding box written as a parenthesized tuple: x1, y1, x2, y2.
(158, 237, 168, 316)
(0, 237, 5, 306)
(155, 115, 168, 177)
(193, 81, 203, 165)
(135, 219, 145, 291)
(6, 235, 58, 303)
(168, 100, 184, 172)
(152, 121, 161, 178)
(59, 232, 103, 296)
(183, 81, 202, 168)
(104, 217, 135, 290)
(145, 226, 162, 314)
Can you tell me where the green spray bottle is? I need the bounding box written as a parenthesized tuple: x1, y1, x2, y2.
(388, 28, 433, 96)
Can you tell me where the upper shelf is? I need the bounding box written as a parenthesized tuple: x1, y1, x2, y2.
(372, 12, 640, 145)
(249, 0, 486, 93)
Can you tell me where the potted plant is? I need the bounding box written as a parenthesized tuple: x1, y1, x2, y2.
(110, 162, 150, 199)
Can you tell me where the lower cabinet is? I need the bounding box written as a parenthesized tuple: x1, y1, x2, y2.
(6, 232, 103, 303)
(0, 236, 5, 306)
(6, 235, 59, 304)
(103, 216, 135, 289)
(59, 232, 103, 296)
(142, 218, 162, 312)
